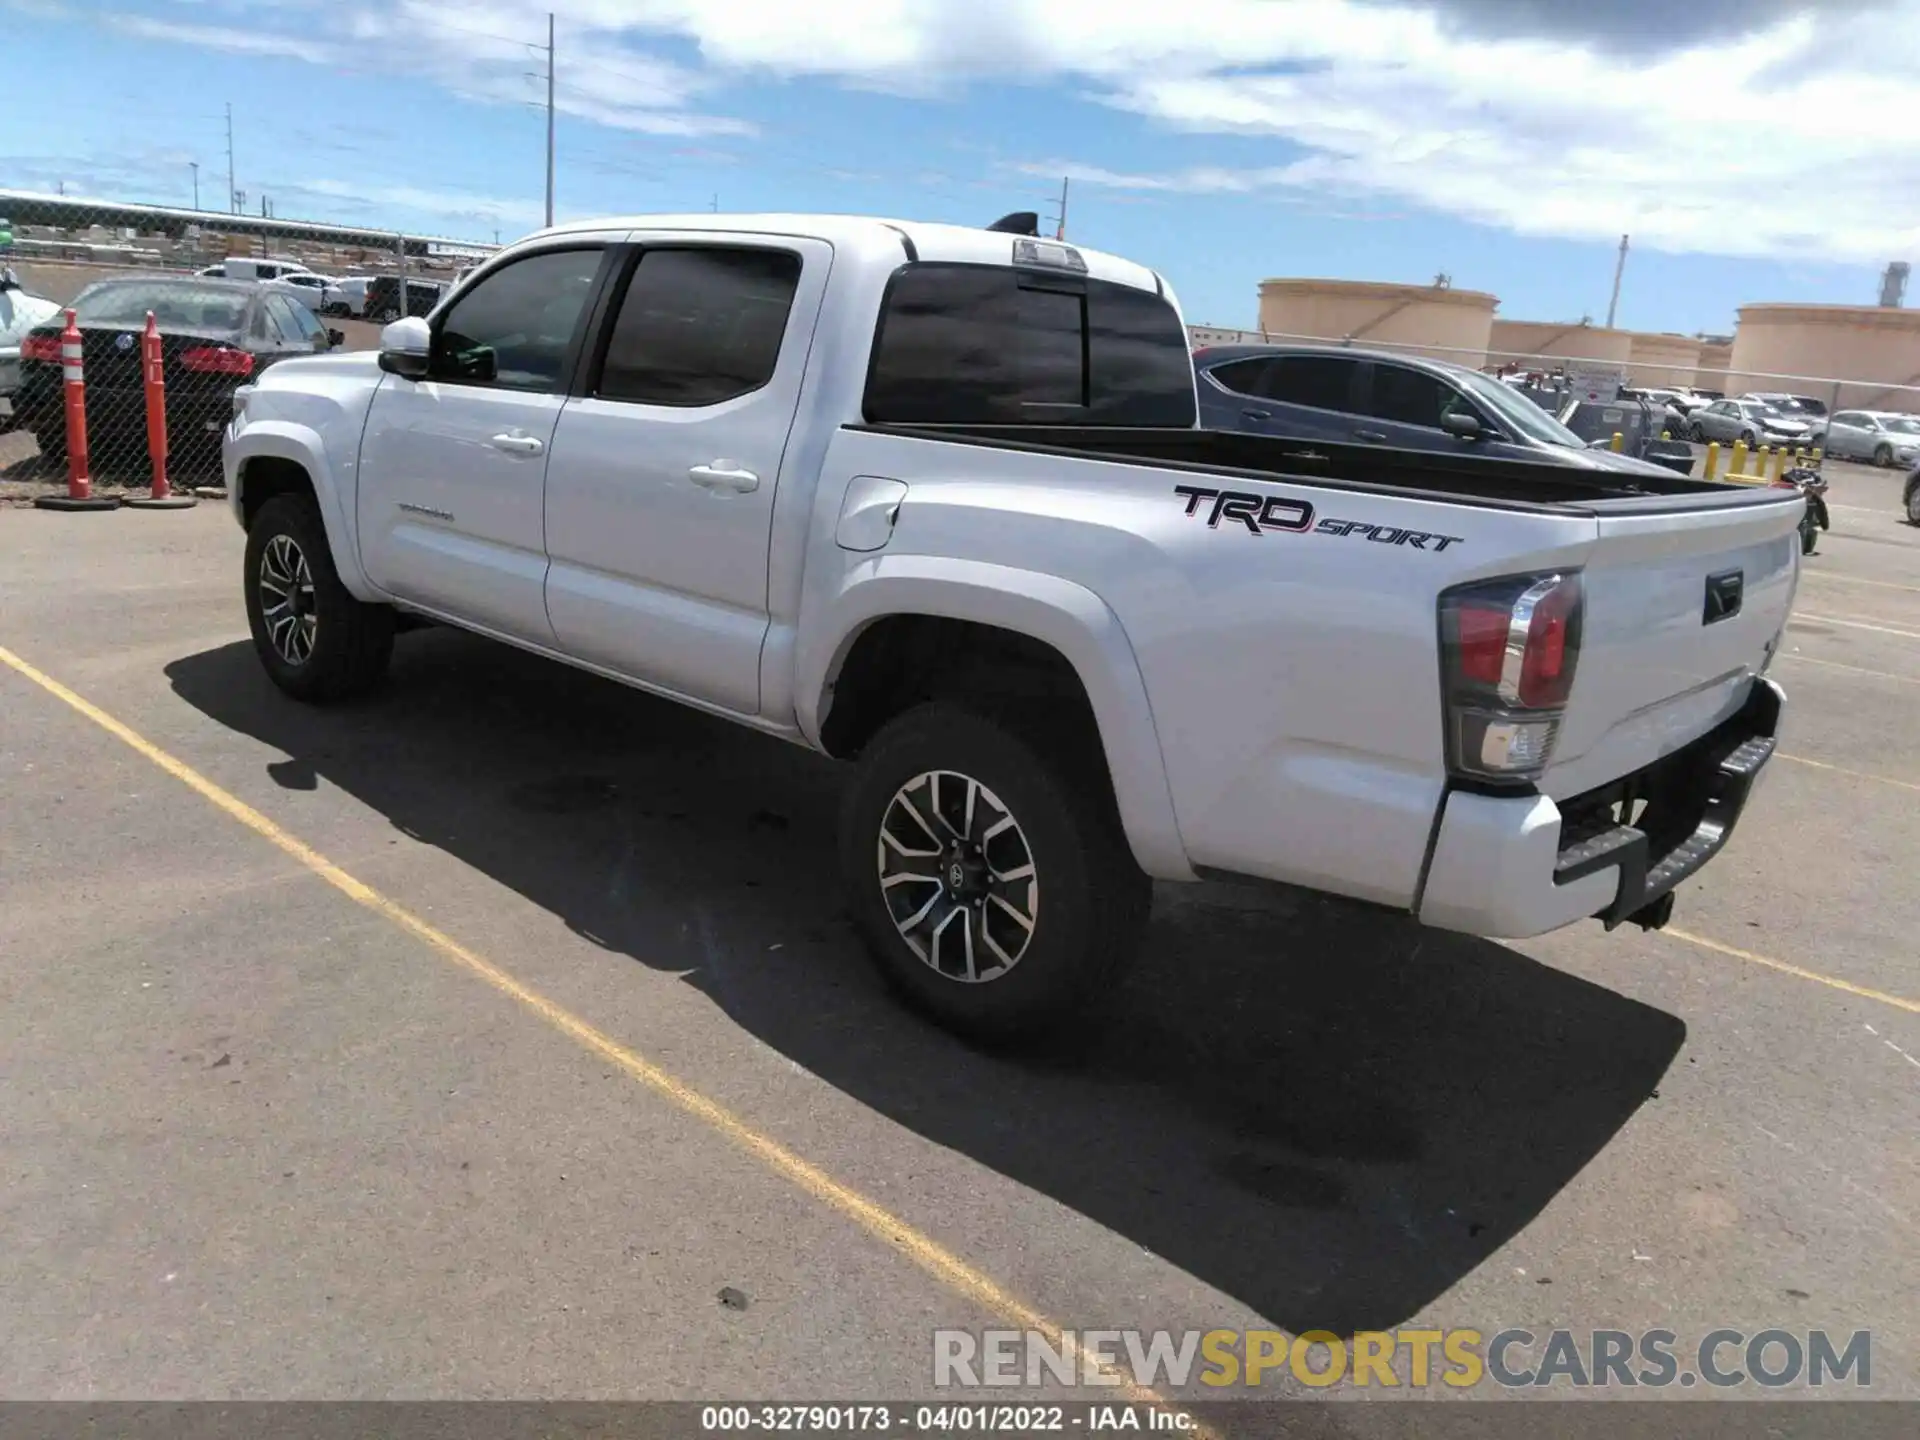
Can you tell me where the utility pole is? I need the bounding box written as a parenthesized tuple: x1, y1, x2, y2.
(190, 162, 199, 209)
(1051, 176, 1070, 240)
(711, 193, 718, 212)
(225, 102, 237, 215)
(1605, 233, 1629, 329)
(544, 12, 556, 228)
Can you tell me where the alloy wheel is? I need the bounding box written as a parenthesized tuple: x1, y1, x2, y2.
(259, 533, 318, 666)
(876, 770, 1038, 983)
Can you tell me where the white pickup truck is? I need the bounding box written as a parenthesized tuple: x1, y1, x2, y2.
(223, 211, 1800, 1041)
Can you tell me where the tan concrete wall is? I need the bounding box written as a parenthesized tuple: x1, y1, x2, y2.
(1256, 278, 1496, 366)
(1626, 333, 1703, 388)
(1488, 320, 1635, 369)
(1728, 304, 1920, 413)
(1696, 342, 1733, 395)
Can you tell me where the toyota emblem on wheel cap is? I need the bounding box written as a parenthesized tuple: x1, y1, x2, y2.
(115, 332, 134, 351)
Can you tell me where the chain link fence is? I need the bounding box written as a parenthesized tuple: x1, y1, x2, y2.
(1, 191, 498, 490)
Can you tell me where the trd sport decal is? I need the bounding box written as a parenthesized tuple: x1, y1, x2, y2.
(1173, 484, 1464, 552)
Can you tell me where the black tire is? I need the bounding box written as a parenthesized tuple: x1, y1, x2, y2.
(1687, 422, 1703, 443)
(1905, 476, 1920, 526)
(1740, 429, 1758, 447)
(243, 493, 394, 702)
(839, 702, 1151, 1046)
(1800, 513, 1818, 555)
(1874, 443, 1893, 467)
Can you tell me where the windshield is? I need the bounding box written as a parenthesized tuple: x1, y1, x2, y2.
(1884, 416, 1920, 435)
(1456, 367, 1587, 447)
(72, 280, 248, 331)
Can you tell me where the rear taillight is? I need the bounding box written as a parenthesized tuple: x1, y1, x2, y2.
(20, 333, 61, 363)
(180, 345, 255, 376)
(1438, 571, 1584, 784)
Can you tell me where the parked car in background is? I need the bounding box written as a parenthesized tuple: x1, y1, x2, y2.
(13, 276, 341, 469)
(199, 258, 315, 284)
(1195, 343, 1678, 476)
(363, 275, 448, 321)
(269, 272, 342, 314)
(0, 266, 61, 430)
(1620, 386, 1697, 436)
(1739, 391, 1827, 420)
(322, 276, 374, 318)
(1809, 410, 1920, 467)
(1687, 398, 1814, 448)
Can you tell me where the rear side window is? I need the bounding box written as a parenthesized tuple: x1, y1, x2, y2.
(1205, 358, 1273, 397)
(863, 262, 1195, 427)
(1259, 356, 1359, 411)
(597, 246, 801, 407)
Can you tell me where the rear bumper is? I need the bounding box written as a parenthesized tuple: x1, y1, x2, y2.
(1417, 678, 1783, 939)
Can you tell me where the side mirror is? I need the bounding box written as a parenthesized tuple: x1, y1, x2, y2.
(1440, 410, 1483, 440)
(326, 328, 345, 349)
(376, 316, 431, 378)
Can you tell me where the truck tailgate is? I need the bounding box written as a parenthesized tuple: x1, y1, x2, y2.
(1545, 492, 1802, 799)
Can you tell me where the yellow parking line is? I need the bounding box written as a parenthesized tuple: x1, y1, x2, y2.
(1665, 928, 1920, 1017)
(0, 642, 1187, 1418)
(1777, 652, 1920, 685)
(1792, 612, 1920, 641)
(1779, 752, 1920, 795)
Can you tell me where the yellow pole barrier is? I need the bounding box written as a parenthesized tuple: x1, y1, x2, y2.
(1610, 431, 1624, 452)
(1772, 446, 1787, 481)
(1730, 439, 1748, 477)
(1705, 441, 1721, 480)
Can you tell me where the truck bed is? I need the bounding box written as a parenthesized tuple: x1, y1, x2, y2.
(857, 422, 1768, 511)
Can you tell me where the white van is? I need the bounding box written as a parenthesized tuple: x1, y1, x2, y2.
(198, 258, 314, 283)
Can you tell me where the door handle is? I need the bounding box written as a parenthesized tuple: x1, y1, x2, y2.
(490, 432, 545, 456)
(1241, 408, 1271, 421)
(1353, 428, 1387, 443)
(688, 463, 761, 494)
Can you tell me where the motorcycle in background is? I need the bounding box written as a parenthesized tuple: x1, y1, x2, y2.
(1775, 461, 1829, 555)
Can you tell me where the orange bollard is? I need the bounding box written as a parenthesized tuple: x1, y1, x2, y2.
(32, 308, 119, 511)
(125, 311, 196, 510)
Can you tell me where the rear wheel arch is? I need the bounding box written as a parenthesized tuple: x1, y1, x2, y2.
(805, 568, 1195, 881)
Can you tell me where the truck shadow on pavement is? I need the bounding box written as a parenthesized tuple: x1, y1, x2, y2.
(166, 628, 1686, 1338)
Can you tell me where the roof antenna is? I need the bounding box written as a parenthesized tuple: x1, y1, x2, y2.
(986, 211, 1040, 236)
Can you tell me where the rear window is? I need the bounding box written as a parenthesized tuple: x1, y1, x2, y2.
(72, 281, 247, 331)
(862, 262, 1195, 427)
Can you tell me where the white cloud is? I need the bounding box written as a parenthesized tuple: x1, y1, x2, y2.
(106, 0, 1920, 262)
(288, 179, 548, 230)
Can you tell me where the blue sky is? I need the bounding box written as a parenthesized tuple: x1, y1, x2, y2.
(5, 0, 1912, 335)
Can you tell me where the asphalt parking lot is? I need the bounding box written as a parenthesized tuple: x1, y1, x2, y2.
(1, 458, 1916, 1418)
